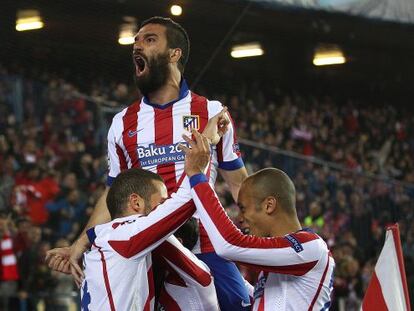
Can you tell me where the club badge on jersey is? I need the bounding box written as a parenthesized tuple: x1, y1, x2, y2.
(183, 115, 200, 131)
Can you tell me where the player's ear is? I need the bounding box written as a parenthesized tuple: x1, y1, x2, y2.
(264, 196, 277, 215)
(128, 193, 145, 214)
(169, 48, 182, 64)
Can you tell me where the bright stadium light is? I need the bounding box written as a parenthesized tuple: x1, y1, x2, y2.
(313, 45, 346, 66)
(16, 10, 44, 32)
(170, 5, 183, 16)
(118, 19, 137, 45)
(231, 43, 264, 58)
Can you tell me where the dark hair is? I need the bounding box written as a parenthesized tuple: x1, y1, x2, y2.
(106, 168, 164, 219)
(175, 218, 199, 250)
(140, 16, 190, 74)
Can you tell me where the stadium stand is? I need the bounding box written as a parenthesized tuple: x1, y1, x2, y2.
(0, 66, 413, 310)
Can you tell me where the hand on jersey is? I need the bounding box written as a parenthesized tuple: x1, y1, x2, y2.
(180, 129, 211, 177)
(202, 107, 229, 145)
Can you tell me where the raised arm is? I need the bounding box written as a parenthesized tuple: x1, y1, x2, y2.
(190, 175, 324, 275)
(98, 176, 195, 259)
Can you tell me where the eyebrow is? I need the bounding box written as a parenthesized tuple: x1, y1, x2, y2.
(134, 33, 158, 42)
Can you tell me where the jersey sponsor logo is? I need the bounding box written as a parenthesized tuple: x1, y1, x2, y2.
(253, 274, 267, 300)
(137, 143, 187, 167)
(183, 115, 200, 131)
(127, 128, 143, 137)
(285, 234, 304, 253)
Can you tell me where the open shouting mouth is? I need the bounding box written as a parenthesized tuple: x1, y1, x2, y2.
(133, 54, 148, 77)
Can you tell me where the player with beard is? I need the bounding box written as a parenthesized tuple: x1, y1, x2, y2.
(46, 16, 250, 310)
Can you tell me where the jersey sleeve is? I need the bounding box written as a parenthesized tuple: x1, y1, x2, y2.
(155, 237, 219, 310)
(189, 174, 325, 276)
(208, 101, 244, 171)
(97, 177, 195, 260)
(155, 236, 213, 287)
(107, 121, 127, 186)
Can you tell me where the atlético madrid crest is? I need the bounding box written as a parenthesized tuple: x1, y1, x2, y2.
(183, 115, 200, 131)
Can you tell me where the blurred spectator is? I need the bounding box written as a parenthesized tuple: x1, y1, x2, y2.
(0, 212, 19, 311)
(303, 201, 324, 233)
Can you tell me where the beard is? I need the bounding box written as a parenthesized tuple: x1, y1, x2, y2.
(134, 51, 170, 97)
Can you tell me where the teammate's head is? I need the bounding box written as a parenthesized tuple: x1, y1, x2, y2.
(174, 218, 199, 250)
(237, 168, 297, 237)
(133, 17, 190, 96)
(106, 168, 166, 219)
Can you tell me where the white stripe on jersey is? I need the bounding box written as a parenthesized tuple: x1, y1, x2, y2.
(137, 102, 156, 172)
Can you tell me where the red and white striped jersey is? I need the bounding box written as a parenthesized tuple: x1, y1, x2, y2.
(81, 177, 217, 311)
(107, 81, 243, 192)
(106, 81, 243, 254)
(190, 176, 336, 311)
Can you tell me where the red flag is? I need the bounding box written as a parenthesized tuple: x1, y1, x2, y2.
(361, 224, 411, 311)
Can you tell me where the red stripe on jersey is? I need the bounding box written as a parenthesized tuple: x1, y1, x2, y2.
(158, 240, 212, 287)
(308, 256, 330, 310)
(159, 288, 181, 311)
(190, 93, 209, 132)
(361, 272, 388, 311)
(115, 144, 128, 171)
(108, 202, 195, 258)
(122, 102, 141, 168)
(96, 245, 116, 311)
(194, 182, 319, 249)
(257, 293, 265, 311)
(144, 266, 154, 311)
(240, 260, 318, 276)
(199, 222, 215, 253)
(155, 106, 176, 194)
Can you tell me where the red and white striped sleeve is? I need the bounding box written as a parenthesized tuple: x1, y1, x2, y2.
(107, 117, 128, 186)
(155, 236, 219, 310)
(208, 101, 244, 171)
(94, 178, 195, 260)
(189, 174, 325, 276)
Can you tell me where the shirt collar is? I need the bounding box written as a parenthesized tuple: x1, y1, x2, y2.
(142, 79, 189, 110)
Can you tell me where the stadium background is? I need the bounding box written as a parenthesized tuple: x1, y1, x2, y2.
(1, 0, 413, 310)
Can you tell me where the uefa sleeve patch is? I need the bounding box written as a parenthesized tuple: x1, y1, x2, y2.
(285, 234, 304, 253)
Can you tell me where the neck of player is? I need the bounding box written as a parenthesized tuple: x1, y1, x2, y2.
(270, 214, 302, 237)
(148, 67, 182, 105)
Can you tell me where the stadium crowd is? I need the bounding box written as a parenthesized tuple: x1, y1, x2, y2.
(0, 67, 413, 310)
